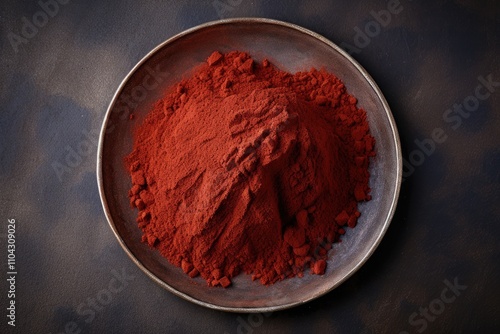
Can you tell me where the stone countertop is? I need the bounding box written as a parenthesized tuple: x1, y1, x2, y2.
(1, 0, 499, 333)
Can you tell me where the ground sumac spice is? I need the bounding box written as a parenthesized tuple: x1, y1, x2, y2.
(125, 51, 375, 287)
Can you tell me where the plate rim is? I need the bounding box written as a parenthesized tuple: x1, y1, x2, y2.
(97, 17, 403, 313)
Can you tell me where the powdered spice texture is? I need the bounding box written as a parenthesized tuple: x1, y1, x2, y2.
(125, 51, 375, 287)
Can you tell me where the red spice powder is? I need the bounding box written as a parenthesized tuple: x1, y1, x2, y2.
(125, 51, 375, 287)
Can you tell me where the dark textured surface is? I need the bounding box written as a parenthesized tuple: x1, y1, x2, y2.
(1, 0, 499, 333)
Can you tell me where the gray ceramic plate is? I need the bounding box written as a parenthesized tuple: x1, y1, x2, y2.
(97, 18, 402, 312)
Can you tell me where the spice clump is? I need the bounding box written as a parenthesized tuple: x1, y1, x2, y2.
(126, 51, 375, 287)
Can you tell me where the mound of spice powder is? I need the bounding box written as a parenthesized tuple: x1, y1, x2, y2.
(125, 51, 375, 287)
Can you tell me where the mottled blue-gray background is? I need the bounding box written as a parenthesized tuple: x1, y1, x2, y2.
(1, 0, 499, 333)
